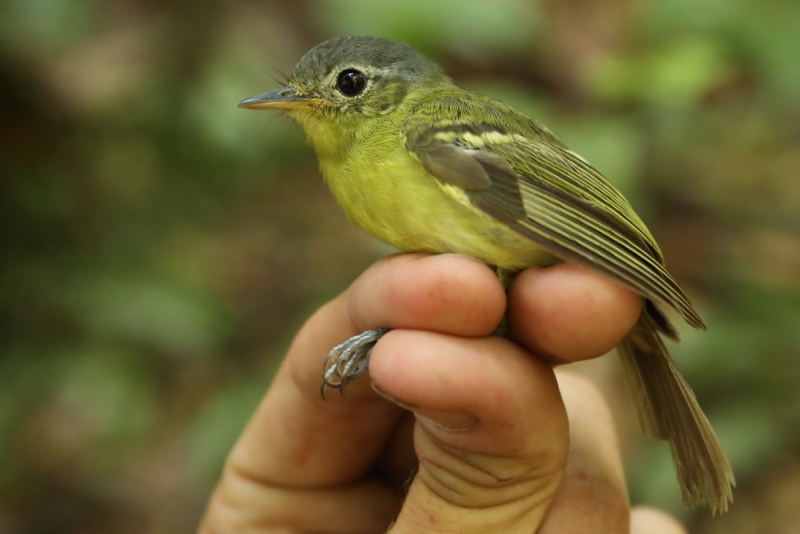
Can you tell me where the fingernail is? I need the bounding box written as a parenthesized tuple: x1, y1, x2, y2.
(371, 383, 422, 410)
(371, 383, 477, 430)
(414, 409, 478, 431)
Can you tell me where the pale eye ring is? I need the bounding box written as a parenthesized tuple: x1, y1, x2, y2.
(336, 69, 367, 96)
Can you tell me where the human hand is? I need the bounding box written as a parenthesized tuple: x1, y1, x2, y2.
(197, 254, 686, 533)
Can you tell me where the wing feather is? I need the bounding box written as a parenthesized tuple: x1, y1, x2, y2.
(402, 102, 705, 330)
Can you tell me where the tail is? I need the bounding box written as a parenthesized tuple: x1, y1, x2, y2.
(618, 312, 735, 514)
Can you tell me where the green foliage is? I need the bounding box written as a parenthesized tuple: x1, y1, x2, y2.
(317, 0, 540, 61)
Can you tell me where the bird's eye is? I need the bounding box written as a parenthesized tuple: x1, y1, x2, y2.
(336, 69, 367, 96)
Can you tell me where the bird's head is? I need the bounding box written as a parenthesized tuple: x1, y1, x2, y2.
(239, 36, 449, 136)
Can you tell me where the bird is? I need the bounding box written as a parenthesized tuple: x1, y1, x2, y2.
(238, 35, 735, 513)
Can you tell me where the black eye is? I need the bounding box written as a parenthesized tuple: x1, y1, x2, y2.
(336, 69, 367, 96)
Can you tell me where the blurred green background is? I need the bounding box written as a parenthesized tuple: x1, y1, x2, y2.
(1, 0, 799, 532)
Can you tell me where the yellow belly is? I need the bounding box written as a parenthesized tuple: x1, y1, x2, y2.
(319, 144, 555, 272)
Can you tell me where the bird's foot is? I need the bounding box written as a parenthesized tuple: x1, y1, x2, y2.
(321, 328, 389, 398)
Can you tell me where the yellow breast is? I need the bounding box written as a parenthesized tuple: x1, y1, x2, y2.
(318, 138, 555, 271)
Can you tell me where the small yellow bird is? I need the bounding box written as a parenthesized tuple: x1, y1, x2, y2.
(239, 35, 734, 512)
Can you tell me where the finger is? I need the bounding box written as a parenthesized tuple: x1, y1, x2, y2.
(506, 263, 642, 363)
(373, 411, 418, 494)
(538, 372, 629, 533)
(630, 507, 687, 534)
(369, 329, 569, 532)
(345, 253, 506, 338)
(201, 254, 504, 532)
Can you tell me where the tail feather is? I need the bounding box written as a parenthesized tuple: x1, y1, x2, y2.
(618, 312, 735, 514)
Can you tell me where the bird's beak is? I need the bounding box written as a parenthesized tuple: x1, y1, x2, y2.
(238, 86, 319, 111)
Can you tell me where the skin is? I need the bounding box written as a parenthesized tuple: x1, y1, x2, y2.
(197, 254, 686, 533)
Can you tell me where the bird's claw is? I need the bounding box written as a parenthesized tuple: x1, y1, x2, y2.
(321, 328, 389, 398)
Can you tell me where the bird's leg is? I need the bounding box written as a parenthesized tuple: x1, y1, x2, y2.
(495, 265, 513, 290)
(493, 266, 512, 336)
(319, 268, 513, 397)
(321, 328, 390, 398)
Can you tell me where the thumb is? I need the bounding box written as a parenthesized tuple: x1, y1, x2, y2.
(369, 330, 569, 533)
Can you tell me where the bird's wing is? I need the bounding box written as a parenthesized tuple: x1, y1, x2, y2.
(402, 108, 705, 331)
